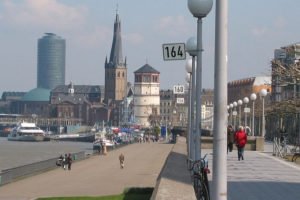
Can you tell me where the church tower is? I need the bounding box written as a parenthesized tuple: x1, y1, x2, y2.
(104, 13, 127, 102)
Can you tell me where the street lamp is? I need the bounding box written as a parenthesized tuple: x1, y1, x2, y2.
(187, 0, 213, 162)
(186, 37, 197, 163)
(229, 103, 233, 125)
(233, 101, 237, 129)
(237, 99, 243, 126)
(243, 97, 249, 127)
(250, 93, 257, 136)
(260, 89, 268, 138)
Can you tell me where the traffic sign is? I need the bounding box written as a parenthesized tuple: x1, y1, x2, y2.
(176, 98, 185, 104)
(162, 43, 186, 61)
(173, 85, 185, 94)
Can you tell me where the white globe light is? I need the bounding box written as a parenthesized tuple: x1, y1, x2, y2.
(229, 103, 233, 108)
(243, 97, 249, 104)
(188, 0, 213, 18)
(185, 58, 193, 73)
(185, 73, 191, 83)
(186, 37, 197, 56)
(250, 93, 257, 101)
(260, 89, 268, 97)
(233, 101, 237, 107)
(238, 99, 243, 106)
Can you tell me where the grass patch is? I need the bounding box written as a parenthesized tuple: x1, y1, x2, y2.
(37, 187, 154, 200)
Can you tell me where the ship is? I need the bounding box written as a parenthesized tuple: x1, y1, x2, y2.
(7, 122, 46, 142)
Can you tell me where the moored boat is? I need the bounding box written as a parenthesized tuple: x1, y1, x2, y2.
(8, 122, 46, 142)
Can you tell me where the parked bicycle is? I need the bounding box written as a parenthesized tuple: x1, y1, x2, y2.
(189, 154, 210, 200)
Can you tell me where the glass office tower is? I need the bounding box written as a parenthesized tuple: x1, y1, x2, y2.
(37, 33, 65, 90)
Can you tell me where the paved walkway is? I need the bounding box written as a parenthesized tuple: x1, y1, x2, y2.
(205, 142, 300, 200)
(1, 138, 300, 200)
(0, 141, 174, 200)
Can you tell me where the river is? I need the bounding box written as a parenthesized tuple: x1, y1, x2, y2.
(0, 137, 94, 171)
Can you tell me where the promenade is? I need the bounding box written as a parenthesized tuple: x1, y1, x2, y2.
(1, 138, 300, 200)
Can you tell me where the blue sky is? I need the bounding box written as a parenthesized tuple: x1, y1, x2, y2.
(1, 0, 300, 96)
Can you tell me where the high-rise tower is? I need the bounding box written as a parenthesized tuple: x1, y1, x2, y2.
(37, 33, 66, 90)
(104, 14, 127, 102)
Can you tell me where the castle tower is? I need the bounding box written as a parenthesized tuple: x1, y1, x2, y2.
(134, 64, 160, 127)
(104, 14, 127, 102)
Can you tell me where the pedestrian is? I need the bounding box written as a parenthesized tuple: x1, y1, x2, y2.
(234, 126, 247, 161)
(67, 153, 72, 170)
(227, 125, 234, 153)
(63, 153, 68, 170)
(119, 153, 125, 169)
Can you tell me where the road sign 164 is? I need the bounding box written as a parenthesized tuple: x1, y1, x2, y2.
(162, 43, 186, 61)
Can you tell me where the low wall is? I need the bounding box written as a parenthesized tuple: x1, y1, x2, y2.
(0, 151, 85, 186)
(151, 137, 196, 200)
(201, 136, 264, 151)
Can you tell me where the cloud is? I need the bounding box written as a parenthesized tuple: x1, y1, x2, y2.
(1, 0, 87, 30)
(251, 27, 268, 37)
(155, 15, 190, 37)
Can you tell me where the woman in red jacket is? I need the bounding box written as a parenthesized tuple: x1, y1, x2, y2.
(234, 126, 247, 161)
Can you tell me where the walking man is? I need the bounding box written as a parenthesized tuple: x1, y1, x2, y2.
(119, 153, 125, 169)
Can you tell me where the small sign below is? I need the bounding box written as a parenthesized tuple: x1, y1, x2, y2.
(176, 98, 185, 104)
(162, 43, 186, 61)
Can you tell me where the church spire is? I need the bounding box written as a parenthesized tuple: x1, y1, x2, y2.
(108, 12, 124, 68)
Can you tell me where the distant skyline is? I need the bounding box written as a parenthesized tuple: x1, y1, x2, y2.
(1, 0, 300, 96)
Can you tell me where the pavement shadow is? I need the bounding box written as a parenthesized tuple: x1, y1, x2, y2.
(158, 151, 192, 185)
(228, 181, 300, 200)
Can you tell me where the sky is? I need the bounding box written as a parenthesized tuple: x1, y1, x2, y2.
(1, 0, 300, 96)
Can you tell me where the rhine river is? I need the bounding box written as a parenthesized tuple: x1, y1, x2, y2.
(0, 137, 94, 171)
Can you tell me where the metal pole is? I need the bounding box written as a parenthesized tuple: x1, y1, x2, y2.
(252, 100, 255, 136)
(262, 97, 265, 137)
(195, 17, 203, 161)
(212, 0, 228, 199)
(191, 56, 196, 161)
(239, 105, 241, 126)
(245, 104, 247, 127)
(187, 73, 192, 161)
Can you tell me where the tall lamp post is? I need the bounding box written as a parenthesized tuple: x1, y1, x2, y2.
(186, 37, 197, 162)
(213, 0, 228, 198)
(185, 69, 193, 162)
(237, 99, 243, 126)
(260, 89, 267, 138)
(229, 103, 233, 125)
(187, 0, 213, 161)
(243, 97, 249, 127)
(233, 101, 237, 129)
(250, 93, 257, 136)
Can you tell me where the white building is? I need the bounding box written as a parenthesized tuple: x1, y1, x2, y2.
(133, 64, 160, 127)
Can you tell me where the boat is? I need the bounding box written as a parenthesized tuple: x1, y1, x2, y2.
(50, 132, 95, 142)
(93, 138, 115, 150)
(7, 122, 46, 141)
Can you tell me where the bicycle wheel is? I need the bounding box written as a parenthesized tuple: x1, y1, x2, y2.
(193, 176, 201, 199)
(200, 181, 210, 200)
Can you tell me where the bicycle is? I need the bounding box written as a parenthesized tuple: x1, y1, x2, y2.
(189, 154, 210, 200)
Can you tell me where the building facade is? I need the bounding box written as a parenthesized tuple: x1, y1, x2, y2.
(134, 64, 160, 127)
(37, 33, 66, 90)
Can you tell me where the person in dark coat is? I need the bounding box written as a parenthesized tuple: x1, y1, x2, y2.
(227, 125, 235, 153)
(67, 153, 72, 170)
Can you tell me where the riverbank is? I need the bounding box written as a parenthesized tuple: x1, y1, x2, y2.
(0, 137, 93, 171)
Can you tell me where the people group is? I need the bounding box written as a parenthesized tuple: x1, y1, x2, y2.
(227, 125, 248, 161)
(56, 153, 72, 170)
